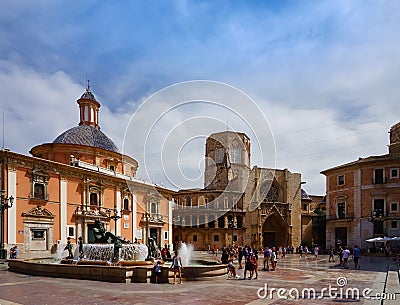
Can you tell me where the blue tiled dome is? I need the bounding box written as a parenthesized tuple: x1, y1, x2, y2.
(53, 125, 119, 152)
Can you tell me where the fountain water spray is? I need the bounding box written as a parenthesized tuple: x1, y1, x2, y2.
(179, 243, 193, 266)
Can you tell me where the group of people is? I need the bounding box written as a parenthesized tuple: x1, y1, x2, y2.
(153, 249, 183, 285)
(335, 245, 362, 269)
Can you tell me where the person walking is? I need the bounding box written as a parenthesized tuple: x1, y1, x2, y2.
(328, 246, 335, 262)
(313, 245, 319, 260)
(171, 250, 184, 284)
(263, 247, 271, 271)
(353, 245, 361, 269)
(271, 247, 277, 271)
(342, 246, 350, 269)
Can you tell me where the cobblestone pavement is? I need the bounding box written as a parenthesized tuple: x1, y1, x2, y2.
(0, 253, 399, 305)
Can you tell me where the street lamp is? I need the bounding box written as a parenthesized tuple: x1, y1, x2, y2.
(367, 209, 386, 223)
(1, 190, 14, 259)
(228, 219, 235, 247)
(368, 209, 386, 237)
(109, 206, 121, 237)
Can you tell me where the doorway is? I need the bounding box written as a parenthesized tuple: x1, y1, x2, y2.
(263, 232, 275, 248)
(87, 223, 95, 243)
(335, 227, 347, 249)
(150, 228, 158, 246)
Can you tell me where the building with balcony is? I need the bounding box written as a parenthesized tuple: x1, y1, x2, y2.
(321, 122, 400, 249)
(0, 85, 174, 256)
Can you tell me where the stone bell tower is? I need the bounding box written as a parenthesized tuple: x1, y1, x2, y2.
(204, 131, 251, 192)
(389, 122, 400, 155)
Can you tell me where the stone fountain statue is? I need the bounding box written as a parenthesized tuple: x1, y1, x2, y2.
(93, 219, 128, 244)
(78, 236, 84, 259)
(147, 237, 161, 260)
(64, 237, 73, 259)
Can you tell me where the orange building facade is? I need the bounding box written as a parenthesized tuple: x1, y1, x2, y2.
(322, 122, 400, 249)
(0, 86, 174, 256)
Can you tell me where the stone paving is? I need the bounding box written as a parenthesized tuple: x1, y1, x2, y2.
(0, 252, 399, 305)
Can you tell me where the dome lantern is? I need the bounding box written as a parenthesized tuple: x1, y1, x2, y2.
(78, 80, 101, 129)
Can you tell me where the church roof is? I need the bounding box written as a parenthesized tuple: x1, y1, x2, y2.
(80, 89, 97, 101)
(301, 189, 311, 200)
(53, 125, 119, 152)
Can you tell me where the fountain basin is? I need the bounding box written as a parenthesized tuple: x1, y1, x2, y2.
(7, 258, 228, 283)
(8, 258, 150, 283)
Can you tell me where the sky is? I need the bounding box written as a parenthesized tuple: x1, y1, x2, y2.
(1, 0, 400, 195)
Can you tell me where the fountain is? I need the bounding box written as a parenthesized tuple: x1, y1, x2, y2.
(179, 243, 193, 266)
(7, 223, 228, 283)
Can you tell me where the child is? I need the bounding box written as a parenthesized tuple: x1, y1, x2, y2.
(227, 260, 239, 278)
(154, 261, 162, 284)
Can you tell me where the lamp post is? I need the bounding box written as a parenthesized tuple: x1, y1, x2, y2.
(368, 209, 386, 237)
(1, 190, 14, 259)
(367, 209, 386, 223)
(228, 219, 235, 247)
(109, 206, 121, 237)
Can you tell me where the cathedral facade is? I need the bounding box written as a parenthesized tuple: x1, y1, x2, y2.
(172, 131, 308, 250)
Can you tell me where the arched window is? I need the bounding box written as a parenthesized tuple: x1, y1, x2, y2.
(236, 216, 243, 228)
(218, 217, 225, 228)
(123, 197, 130, 210)
(151, 202, 158, 214)
(192, 215, 198, 228)
(230, 140, 241, 164)
(215, 148, 224, 163)
(198, 196, 205, 208)
(199, 215, 205, 228)
(187, 196, 191, 206)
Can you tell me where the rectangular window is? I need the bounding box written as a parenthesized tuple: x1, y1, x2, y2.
(303, 204, 308, 211)
(390, 168, 399, 179)
(34, 183, 45, 199)
(338, 175, 345, 186)
(123, 222, 129, 229)
(374, 169, 385, 184)
(67, 226, 75, 238)
(391, 220, 398, 229)
(391, 202, 398, 212)
(90, 193, 98, 206)
(233, 235, 238, 242)
(338, 202, 346, 219)
(193, 235, 197, 242)
(32, 229, 45, 239)
(214, 235, 219, 242)
(109, 165, 115, 171)
(373, 199, 385, 216)
(164, 231, 168, 240)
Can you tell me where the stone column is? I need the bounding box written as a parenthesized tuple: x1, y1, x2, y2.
(7, 165, 17, 244)
(60, 177, 68, 245)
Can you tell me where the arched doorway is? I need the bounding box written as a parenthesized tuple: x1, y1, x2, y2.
(262, 213, 288, 248)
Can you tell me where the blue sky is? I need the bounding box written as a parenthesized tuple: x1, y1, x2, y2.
(1, 0, 400, 194)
